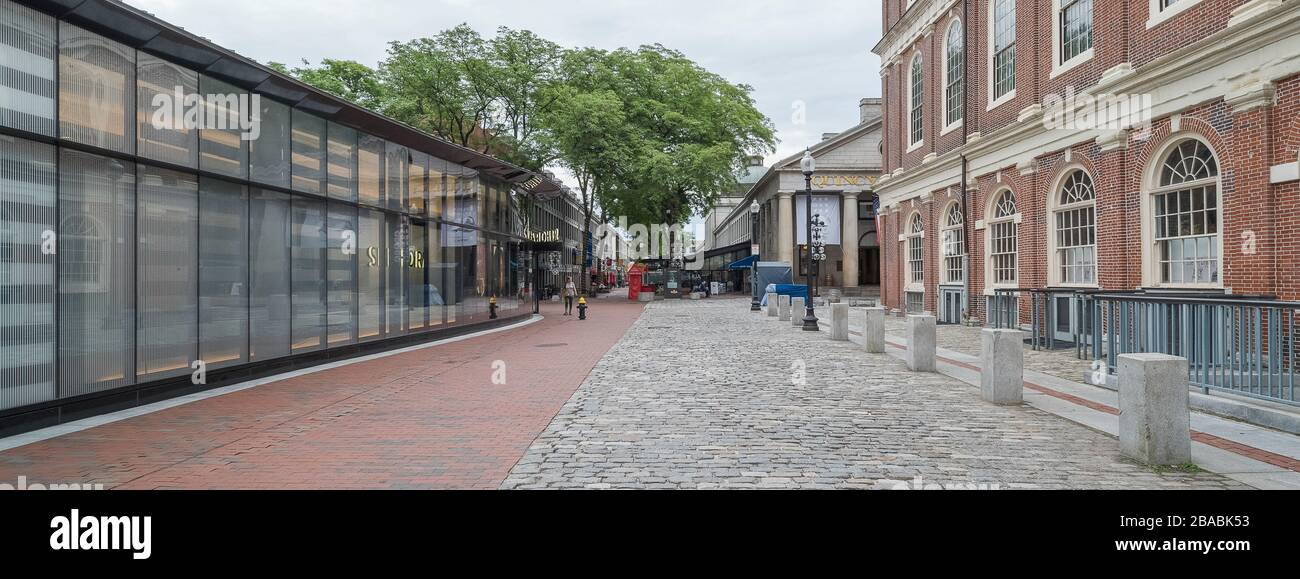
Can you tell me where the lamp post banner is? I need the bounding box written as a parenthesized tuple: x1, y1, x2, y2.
(795, 194, 841, 245)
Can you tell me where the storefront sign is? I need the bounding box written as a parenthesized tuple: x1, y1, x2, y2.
(525, 228, 561, 243)
(811, 175, 877, 189)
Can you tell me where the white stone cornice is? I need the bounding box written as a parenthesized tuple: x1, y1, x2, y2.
(1229, 0, 1286, 28)
(872, 0, 962, 60)
(1017, 104, 1044, 124)
(1096, 129, 1130, 152)
(922, 153, 937, 165)
(1096, 63, 1135, 90)
(1225, 80, 1276, 113)
(1016, 159, 1036, 176)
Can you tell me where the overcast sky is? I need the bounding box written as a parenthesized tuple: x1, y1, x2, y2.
(125, 0, 883, 229)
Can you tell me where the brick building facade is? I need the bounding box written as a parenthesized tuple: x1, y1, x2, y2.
(871, 0, 1300, 326)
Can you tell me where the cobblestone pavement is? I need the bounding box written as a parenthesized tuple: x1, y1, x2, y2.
(502, 299, 1244, 489)
(881, 315, 1095, 385)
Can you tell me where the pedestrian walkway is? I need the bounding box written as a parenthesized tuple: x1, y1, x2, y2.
(860, 311, 1300, 489)
(502, 299, 1250, 489)
(0, 298, 645, 489)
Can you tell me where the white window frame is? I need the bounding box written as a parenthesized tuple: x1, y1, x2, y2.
(941, 18, 965, 135)
(1140, 135, 1224, 289)
(905, 211, 925, 292)
(1147, 0, 1205, 29)
(1047, 166, 1099, 287)
(1051, 0, 1095, 79)
(987, 0, 1017, 111)
(984, 189, 1020, 291)
(940, 201, 965, 285)
(908, 52, 925, 151)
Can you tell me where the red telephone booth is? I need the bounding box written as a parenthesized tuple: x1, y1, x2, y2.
(627, 263, 646, 301)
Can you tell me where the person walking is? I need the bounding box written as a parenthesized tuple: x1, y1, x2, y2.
(563, 276, 578, 316)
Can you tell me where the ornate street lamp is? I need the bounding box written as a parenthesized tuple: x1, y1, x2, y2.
(750, 200, 762, 312)
(800, 149, 819, 331)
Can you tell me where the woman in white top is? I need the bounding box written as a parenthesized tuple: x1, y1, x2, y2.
(563, 277, 578, 316)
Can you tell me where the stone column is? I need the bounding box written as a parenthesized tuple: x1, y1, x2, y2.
(1118, 353, 1192, 466)
(864, 306, 886, 353)
(778, 294, 791, 321)
(841, 190, 860, 289)
(830, 303, 849, 341)
(906, 314, 936, 372)
(777, 191, 794, 265)
(766, 292, 778, 317)
(791, 297, 805, 327)
(980, 328, 1024, 405)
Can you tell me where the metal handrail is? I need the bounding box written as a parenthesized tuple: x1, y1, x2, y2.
(1083, 292, 1297, 406)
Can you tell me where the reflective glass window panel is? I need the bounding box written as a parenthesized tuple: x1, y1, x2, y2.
(137, 166, 198, 380)
(408, 150, 428, 215)
(136, 53, 198, 167)
(357, 208, 383, 341)
(428, 156, 446, 221)
(358, 134, 385, 208)
(58, 149, 135, 396)
(426, 221, 444, 327)
(327, 203, 357, 346)
(291, 197, 326, 352)
(0, 1, 56, 136)
(198, 75, 249, 178)
(291, 109, 325, 194)
(59, 23, 135, 153)
(0, 136, 55, 409)
(249, 189, 291, 360)
(199, 177, 248, 370)
(326, 121, 358, 202)
(250, 96, 290, 187)
(386, 141, 409, 212)
(385, 213, 408, 336)
(408, 222, 427, 330)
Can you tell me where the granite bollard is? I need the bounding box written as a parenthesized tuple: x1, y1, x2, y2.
(790, 297, 804, 327)
(830, 303, 849, 341)
(778, 295, 792, 322)
(906, 314, 936, 372)
(863, 307, 886, 353)
(1118, 353, 1192, 466)
(766, 293, 778, 317)
(980, 328, 1024, 405)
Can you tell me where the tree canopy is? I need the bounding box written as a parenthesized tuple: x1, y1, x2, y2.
(271, 25, 775, 247)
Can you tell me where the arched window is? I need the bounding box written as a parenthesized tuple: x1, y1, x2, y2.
(987, 190, 1018, 286)
(1151, 139, 1220, 285)
(941, 202, 965, 284)
(944, 20, 964, 128)
(909, 54, 924, 146)
(906, 212, 924, 286)
(1053, 170, 1096, 285)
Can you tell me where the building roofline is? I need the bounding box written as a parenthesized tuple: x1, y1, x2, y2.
(17, 0, 567, 199)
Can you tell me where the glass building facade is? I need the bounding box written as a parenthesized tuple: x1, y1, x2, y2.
(0, 0, 545, 417)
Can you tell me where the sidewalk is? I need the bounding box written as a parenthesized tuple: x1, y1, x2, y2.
(821, 310, 1300, 489)
(0, 297, 645, 490)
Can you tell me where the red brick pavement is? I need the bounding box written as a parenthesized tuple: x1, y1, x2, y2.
(0, 297, 645, 490)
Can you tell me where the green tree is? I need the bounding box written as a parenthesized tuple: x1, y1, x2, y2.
(607, 45, 775, 256)
(487, 27, 564, 170)
(541, 71, 641, 293)
(268, 59, 386, 110)
(381, 25, 497, 152)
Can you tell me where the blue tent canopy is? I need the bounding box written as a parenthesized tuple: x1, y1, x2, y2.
(727, 255, 759, 270)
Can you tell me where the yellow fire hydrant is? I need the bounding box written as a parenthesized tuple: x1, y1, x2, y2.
(577, 296, 588, 320)
(489, 296, 498, 319)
